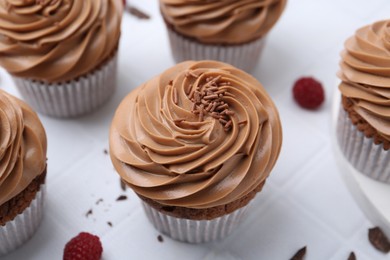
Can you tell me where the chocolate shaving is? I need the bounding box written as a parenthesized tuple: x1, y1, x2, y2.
(225, 120, 232, 129)
(103, 149, 108, 155)
(107, 221, 113, 227)
(125, 5, 150, 20)
(116, 195, 128, 201)
(290, 246, 306, 260)
(157, 235, 164, 243)
(96, 199, 103, 205)
(120, 179, 127, 191)
(347, 252, 356, 260)
(85, 209, 93, 218)
(368, 227, 390, 253)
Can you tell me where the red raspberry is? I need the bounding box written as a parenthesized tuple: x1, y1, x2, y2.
(63, 232, 103, 260)
(122, 0, 126, 6)
(293, 77, 325, 109)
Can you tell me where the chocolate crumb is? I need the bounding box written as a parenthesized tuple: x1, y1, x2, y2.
(157, 235, 164, 243)
(290, 246, 306, 260)
(107, 221, 113, 227)
(96, 199, 103, 205)
(116, 195, 128, 201)
(120, 179, 127, 191)
(125, 5, 150, 20)
(103, 149, 108, 155)
(85, 209, 93, 218)
(368, 227, 390, 253)
(347, 251, 356, 260)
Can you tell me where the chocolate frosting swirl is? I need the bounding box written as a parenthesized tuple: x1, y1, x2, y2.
(160, 0, 287, 44)
(338, 20, 390, 141)
(0, 90, 47, 206)
(0, 0, 122, 82)
(110, 61, 282, 209)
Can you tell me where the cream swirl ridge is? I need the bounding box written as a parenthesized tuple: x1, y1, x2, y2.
(160, 0, 287, 44)
(110, 61, 282, 209)
(0, 0, 122, 82)
(339, 20, 390, 141)
(0, 90, 47, 206)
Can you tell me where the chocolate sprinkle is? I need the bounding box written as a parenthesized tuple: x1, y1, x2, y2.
(157, 235, 164, 243)
(290, 246, 306, 260)
(96, 199, 103, 205)
(368, 227, 390, 253)
(347, 252, 356, 260)
(103, 149, 108, 155)
(185, 72, 236, 131)
(116, 195, 128, 201)
(85, 209, 93, 218)
(125, 5, 150, 20)
(107, 221, 113, 227)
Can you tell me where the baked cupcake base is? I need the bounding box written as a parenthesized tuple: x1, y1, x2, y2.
(12, 52, 118, 118)
(167, 27, 265, 72)
(337, 107, 390, 184)
(0, 172, 46, 256)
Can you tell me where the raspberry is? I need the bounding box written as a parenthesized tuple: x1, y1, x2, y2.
(293, 77, 325, 109)
(122, 0, 126, 6)
(63, 232, 103, 260)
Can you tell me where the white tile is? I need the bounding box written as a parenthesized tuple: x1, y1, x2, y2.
(40, 117, 97, 178)
(213, 198, 342, 260)
(267, 98, 328, 187)
(47, 148, 137, 235)
(290, 148, 366, 237)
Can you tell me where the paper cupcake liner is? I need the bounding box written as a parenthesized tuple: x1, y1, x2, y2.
(142, 201, 249, 243)
(337, 108, 390, 184)
(0, 185, 46, 256)
(12, 53, 118, 118)
(167, 27, 265, 72)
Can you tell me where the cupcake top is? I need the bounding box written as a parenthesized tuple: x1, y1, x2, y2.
(0, 90, 47, 207)
(110, 60, 282, 209)
(160, 0, 287, 44)
(0, 0, 122, 82)
(338, 20, 390, 142)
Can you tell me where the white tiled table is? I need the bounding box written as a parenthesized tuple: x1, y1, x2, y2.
(1, 1, 390, 259)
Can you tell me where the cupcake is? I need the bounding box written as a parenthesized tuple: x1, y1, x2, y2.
(110, 60, 282, 243)
(159, 0, 287, 72)
(0, 90, 47, 255)
(0, 0, 123, 118)
(337, 20, 390, 183)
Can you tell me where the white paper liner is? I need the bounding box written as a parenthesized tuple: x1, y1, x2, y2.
(167, 27, 265, 72)
(337, 107, 390, 184)
(142, 201, 249, 243)
(0, 185, 46, 256)
(12, 53, 118, 118)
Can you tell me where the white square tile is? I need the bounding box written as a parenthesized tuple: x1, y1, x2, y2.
(213, 199, 342, 260)
(290, 148, 366, 237)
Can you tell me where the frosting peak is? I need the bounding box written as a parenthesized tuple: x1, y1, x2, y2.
(160, 0, 287, 44)
(0, 90, 47, 206)
(110, 61, 282, 209)
(339, 20, 390, 141)
(0, 0, 123, 82)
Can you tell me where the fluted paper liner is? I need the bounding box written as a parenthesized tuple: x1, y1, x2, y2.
(167, 27, 265, 72)
(0, 185, 46, 256)
(142, 201, 249, 243)
(12, 53, 118, 118)
(337, 108, 390, 184)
